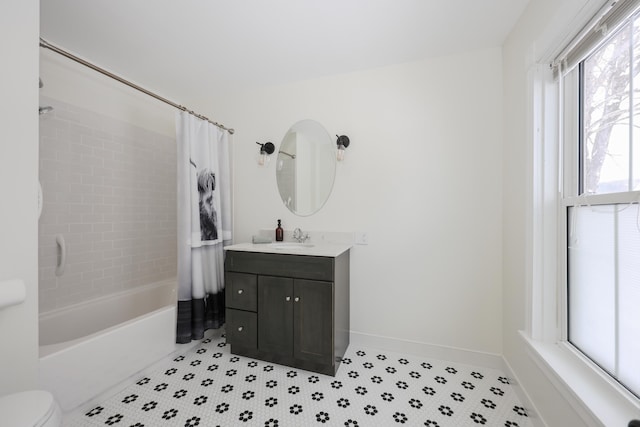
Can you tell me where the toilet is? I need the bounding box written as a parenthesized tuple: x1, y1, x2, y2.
(0, 390, 62, 427)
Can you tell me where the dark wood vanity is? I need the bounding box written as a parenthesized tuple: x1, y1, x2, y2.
(224, 247, 349, 376)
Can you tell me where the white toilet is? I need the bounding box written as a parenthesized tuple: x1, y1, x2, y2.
(0, 390, 62, 427)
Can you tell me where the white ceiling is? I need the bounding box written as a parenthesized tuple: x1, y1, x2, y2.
(40, 0, 529, 102)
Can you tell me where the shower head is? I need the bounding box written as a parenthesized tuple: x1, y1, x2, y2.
(39, 106, 54, 115)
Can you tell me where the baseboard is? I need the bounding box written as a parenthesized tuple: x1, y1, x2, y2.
(349, 331, 504, 370)
(500, 355, 548, 427)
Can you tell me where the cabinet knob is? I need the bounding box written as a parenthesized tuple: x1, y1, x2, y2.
(237, 289, 243, 294)
(294, 297, 300, 302)
(237, 326, 243, 332)
(285, 296, 291, 302)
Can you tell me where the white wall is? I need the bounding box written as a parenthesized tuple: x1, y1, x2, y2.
(502, 0, 608, 425)
(204, 48, 505, 355)
(0, 0, 39, 394)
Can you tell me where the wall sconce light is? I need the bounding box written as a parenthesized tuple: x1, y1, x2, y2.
(256, 141, 275, 166)
(336, 135, 350, 161)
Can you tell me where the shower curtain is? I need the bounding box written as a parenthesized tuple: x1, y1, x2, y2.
(176, 111, 232, 344)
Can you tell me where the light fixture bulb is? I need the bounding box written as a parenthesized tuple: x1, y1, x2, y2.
(256, 141, 275, 166)
(336, 135, 349, 161)
(258, 151, 271, 166)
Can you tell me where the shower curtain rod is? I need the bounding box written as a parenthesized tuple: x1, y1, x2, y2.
(39, 37, 235, 135)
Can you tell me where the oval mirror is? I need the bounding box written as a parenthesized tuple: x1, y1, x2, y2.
(276, 120, 336, 216)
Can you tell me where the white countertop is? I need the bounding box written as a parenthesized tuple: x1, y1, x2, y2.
(224, 242, 351, 257)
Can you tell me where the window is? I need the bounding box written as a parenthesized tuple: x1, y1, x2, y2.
(580, 18, 640, 195)
(560, 3, 640, 399)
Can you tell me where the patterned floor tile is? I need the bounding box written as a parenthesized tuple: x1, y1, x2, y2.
(65, 332, 533, 427)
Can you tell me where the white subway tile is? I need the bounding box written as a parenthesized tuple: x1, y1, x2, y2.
(103, 248, 123, 259)
(103, 265, 123, 278)
(92, 277, 116, 291)
(92, 223, 113, 233)
(81, 269, 104, 281)
(92, 259, 114, 270)
(39, 98, 177, 311)
(92, 240, 113, 251)
(81, 134, 106, 149)
(82, 213, 104, 223)
(69, 223, 93, 233)
(41, 222, 70, 235)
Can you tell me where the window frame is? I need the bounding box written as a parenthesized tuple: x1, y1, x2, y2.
(523, 2, 640, 424)
(562, 10, 640, 398)
(525, 61, 640, 427)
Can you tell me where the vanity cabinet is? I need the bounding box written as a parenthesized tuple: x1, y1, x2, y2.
(225, 249, 349, 376)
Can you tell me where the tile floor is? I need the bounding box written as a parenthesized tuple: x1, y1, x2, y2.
(65, 331, 533, 426)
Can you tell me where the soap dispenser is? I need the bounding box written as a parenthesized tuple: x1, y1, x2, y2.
(276, 219, 284, 242)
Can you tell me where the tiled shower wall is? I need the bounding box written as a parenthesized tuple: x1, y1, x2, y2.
(38, 97, 177, 313)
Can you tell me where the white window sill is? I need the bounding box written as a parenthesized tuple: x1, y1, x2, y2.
(520, 331, 639, 427)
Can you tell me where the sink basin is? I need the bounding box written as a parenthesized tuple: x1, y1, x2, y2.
(269, 242, 315, 250)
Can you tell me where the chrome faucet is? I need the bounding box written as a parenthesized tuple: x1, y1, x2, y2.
(292, 227, 310, 243)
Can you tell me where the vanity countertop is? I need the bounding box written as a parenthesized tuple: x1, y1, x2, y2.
(224, 242, 351, 258)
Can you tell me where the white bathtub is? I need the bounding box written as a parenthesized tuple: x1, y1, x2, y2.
(39, 279, 178, 412)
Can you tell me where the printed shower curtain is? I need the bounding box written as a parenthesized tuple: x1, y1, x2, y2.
(176, 111, 232, 343)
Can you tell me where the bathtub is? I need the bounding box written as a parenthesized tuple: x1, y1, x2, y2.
(39, 279, 178, 412)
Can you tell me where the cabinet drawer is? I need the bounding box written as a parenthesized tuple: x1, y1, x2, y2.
(226, 251, 334, 281)
(226, 272, 257, 311)
(226, 309, 257, 350)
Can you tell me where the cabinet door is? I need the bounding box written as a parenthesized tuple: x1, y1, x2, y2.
(226, 272, 257, 311)
(226, 309, 257, 350)
(258, 276, 293, 355)
(293, 279, 333, 365)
